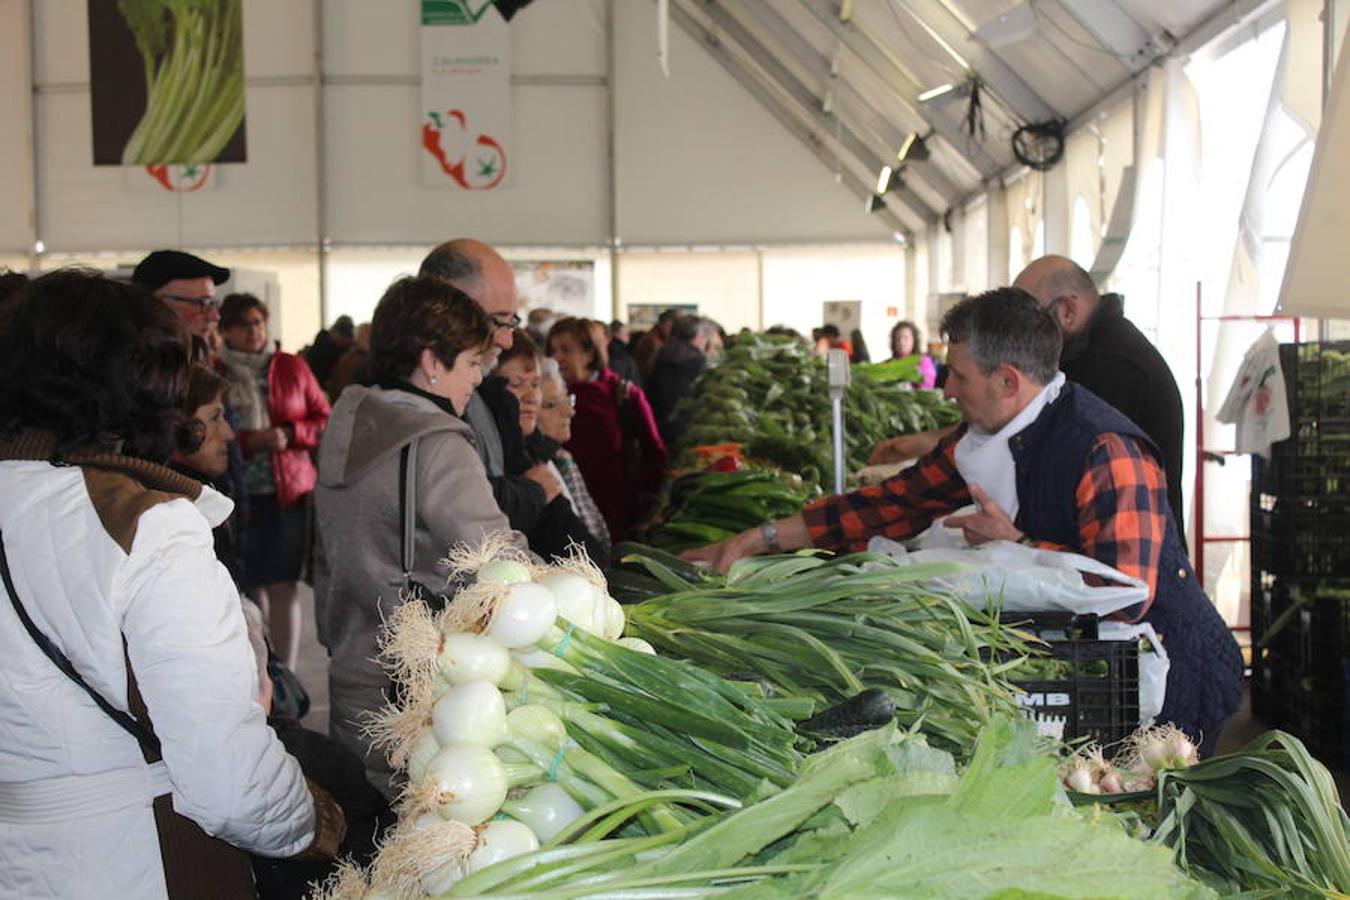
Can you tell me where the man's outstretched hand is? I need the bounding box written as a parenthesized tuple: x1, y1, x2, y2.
(681, 528, 764, 574)
(944, 483, 1026, 546)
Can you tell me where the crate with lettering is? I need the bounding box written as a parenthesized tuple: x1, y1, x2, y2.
(1000, 612, 1141, 746)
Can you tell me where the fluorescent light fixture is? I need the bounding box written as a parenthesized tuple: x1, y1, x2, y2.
(917, 83, 955, 103)
(973, 3, 1037, 48)
(865, 194, 887, 214)
(896, 133, 930, 163)
(875, 165, 894, 194)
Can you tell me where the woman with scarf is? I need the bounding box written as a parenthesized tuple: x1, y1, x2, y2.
(216, 293, 330, 672)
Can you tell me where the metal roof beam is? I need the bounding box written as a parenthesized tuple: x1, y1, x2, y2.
(667, 1, 919, 236)
(794, 0, 1004, 179)
(891, 0, 1059, 123)
(677, 0, 937, 224)
(732, 0, 962, 206)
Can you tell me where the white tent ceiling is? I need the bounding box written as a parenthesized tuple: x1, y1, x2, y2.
(668, 0, 1240, 234)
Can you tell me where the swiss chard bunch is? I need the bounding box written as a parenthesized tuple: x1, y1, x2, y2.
(118, 0, 245, 165)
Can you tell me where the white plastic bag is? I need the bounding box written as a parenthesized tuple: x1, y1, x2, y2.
(867, 533, 1149, 618)
(1099, 621, 1170, 726)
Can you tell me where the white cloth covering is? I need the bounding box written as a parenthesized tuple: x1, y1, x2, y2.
(952, 372, 1066, 520)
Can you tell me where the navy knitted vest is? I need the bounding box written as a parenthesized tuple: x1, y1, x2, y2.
(1009, 383, 1242, 749)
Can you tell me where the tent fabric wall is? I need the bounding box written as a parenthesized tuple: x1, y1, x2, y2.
(11, 0, 898, 258)
(0, 1, 34, 255)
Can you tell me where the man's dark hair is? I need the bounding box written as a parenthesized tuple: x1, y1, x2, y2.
(219, 292, 267, 330)
(657, 308, 681, 325)
(0, 268, 191, 461)
(669, 315, 700, 343)
(420, 242, 482, 286)
(331, 314, 355, 339)
(941, 287, 1062, 385)
(369, 275, 493, 385)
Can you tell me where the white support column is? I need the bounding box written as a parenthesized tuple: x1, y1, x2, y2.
(1042, 162, 1070, 256)
(985, 180, 1009, 287)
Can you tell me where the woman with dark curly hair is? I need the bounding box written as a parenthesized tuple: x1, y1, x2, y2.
(216, 292, 331, 671)
(0, 270, 340, 899)
(314, 275, 524, 797)
(547, 317, 667, 542)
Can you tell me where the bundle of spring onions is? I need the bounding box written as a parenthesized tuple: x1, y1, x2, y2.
(324, 538, 808, 898)
(318, 716, 1208, 898)
(1063, 726, 1350, 896)
(619, 545, 1034, 757)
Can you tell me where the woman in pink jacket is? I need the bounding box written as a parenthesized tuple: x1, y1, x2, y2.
(547, 317, 667, 543)
(217, 293, 330, 670)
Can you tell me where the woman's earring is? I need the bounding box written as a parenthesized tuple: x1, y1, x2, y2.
(430, 375, 439, 385)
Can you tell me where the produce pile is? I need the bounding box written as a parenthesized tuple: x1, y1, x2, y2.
(646, 466, 817, 551)
(676, 332, 960, 489)
(311, 539, 1350, 899)
(614, 545, 1038, 757)
(1060, 727, 1350, 896)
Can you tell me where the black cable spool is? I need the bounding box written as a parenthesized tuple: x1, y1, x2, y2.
(1012, 120, 1067, 172)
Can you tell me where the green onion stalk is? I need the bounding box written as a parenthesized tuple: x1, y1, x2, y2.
(1070, 729, 1350, 895)
(622, 548, 1034, 759)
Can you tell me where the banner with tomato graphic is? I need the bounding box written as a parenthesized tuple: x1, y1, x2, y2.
(421, 1, 511, 189)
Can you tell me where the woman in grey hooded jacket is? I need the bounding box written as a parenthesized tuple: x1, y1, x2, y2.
(313, 276, 523, 798)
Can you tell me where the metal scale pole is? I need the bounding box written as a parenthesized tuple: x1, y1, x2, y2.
(827, 349, 851, 495)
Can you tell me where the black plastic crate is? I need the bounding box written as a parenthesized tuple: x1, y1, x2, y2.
(1009, 639, 1139, 747)
(1278, 341, 1350, 424)
(998, 610, 1100, 642)
(1250, 509, 1350, 578)
(1247, 578, 1349, 769)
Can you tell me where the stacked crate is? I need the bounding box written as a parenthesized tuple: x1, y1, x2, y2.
(1249, 341, 1350, 770)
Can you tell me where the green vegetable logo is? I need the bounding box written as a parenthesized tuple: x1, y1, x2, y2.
(116, 0, 246, 165)
(145, 162, 211, 192)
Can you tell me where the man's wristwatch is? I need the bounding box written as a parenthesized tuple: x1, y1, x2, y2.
(760, 521, 782, 553)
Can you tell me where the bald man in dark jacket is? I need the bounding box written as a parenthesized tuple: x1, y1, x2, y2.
(1014, 255, 1186, 542)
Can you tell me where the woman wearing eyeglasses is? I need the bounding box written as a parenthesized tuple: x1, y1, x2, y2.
(216, 292, 331, 673)
(495, 331, 610, 565)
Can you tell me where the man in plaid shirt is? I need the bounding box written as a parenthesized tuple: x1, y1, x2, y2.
(688, 288, 1242, 754)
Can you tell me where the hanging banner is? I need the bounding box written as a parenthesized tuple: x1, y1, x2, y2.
(420, 1, 510, 189)
(87, 0, 247, 166)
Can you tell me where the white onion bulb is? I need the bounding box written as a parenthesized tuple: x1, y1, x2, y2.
(616, 636, 656, 655)
(478, 559, 533, 584)
(412, 814, 467, 896)
(432, 680, 507, 748)
(486, 582, 558, 648)
(407, 729, 441, 783)
(601, 596, 626, 640)
(424, 743, 509, 824)
(503, 782, 585, 843)
(506, 704, 567, 746)
(466, 819, 540, 874)
(536, 572, 601, 632)
(438, 632, 512, 686)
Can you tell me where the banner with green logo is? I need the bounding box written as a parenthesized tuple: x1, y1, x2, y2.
(421, 0, 510, 189)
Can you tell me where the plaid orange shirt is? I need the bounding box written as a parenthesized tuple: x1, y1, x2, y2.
(802, 428, 1169, 612)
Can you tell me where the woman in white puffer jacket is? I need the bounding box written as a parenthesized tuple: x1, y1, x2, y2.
(0, 270, 342, 899)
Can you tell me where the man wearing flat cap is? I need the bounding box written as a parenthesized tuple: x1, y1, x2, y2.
(132, 249, 231, 344)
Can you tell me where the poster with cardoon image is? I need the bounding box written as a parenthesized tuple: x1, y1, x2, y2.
(88, 0, 247, 166)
